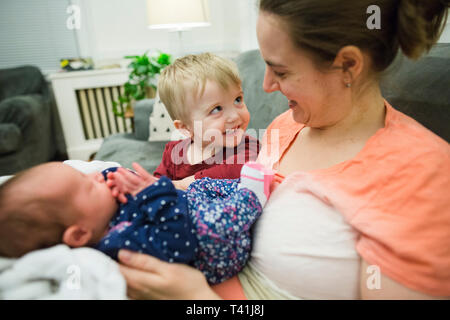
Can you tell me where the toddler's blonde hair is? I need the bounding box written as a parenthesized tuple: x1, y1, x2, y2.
(158, 53, 241, 122)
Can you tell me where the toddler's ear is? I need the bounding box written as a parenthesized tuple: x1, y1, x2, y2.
(173, 120, 192, 138)
(62, 225, 92, 248)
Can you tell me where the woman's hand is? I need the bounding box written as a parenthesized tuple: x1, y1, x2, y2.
(118, 250, 221, 300)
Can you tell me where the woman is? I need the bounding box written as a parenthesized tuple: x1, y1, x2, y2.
(117, 0, 450, 299)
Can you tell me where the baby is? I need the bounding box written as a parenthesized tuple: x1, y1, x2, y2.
(154, 53, 260, 187)
(0, 161, 278, 284)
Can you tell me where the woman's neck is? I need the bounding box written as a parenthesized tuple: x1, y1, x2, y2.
(307, 84, 386, 143)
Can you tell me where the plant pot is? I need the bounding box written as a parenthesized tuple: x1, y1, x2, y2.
(124, 103, 134, 118)
(146, 86, 156, 99)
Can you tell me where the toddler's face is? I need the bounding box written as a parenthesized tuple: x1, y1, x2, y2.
(184, 80, 250, 149)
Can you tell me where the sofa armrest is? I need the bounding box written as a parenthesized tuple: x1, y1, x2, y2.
(0, 94, 44, 130)
(0, 94, 48, 154)
(133, 98, 155, 141)
(0, 123, 21, 154)
(0, 66, 46, 101)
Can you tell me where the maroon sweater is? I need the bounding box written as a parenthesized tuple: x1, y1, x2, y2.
(153, 135, 260, 180)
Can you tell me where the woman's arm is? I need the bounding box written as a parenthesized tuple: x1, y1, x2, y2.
(118, 250, 221, 300)
(360, 259, 449, 300)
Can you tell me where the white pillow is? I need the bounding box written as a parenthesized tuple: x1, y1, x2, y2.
(148, 91, 185, 142)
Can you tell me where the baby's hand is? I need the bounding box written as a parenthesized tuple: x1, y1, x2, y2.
(106, 170, 129, 203)
(106, 163, 158, 203)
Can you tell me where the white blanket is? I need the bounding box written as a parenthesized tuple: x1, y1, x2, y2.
(0, 160, 126, 299)
(0, 245, 126, 300)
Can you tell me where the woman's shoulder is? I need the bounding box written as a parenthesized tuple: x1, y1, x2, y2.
(355, 102, 450, 198)
(346, 104, 450, 297)
(380, 102, 449, 162)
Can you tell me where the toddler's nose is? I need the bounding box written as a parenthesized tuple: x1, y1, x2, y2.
(226, 110, 239, 123)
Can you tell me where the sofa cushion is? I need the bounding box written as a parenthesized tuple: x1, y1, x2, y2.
(0, 123, 21, 154)
(380, 43, 450, 142)
(148, 91, 185, 142)
(94, 133, 167, 173)
(0, 66, 46, 101)
(133, 99, 154, 141)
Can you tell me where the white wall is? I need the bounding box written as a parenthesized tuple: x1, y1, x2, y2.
(73, 0, 259, 64)
(73, 0, 448, 66)
(438, 20, 450, 43)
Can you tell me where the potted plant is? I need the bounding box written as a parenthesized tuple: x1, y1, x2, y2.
(113, 51, 171, 118)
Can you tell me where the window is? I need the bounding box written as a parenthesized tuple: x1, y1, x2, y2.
(0, 0, 79, 74)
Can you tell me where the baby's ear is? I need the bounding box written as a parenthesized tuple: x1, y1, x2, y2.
(62, 225, 92, 248)
(173, 120, 192, 138)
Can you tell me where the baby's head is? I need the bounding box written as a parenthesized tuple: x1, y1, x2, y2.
(0, 162, 117, 258)
(158, 53, 250, 149)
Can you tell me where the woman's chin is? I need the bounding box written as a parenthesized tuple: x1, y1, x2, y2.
(291, 108, 308, 125)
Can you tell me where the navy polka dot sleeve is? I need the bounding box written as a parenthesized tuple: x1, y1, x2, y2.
(96, 173, 198, 264)
(96, 167, 263, 285)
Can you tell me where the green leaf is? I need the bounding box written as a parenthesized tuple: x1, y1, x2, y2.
(124, 82, 137, 93)
(112, 101, 124, 117)
(113, 50, 171, 116)
(133, 92, 145, 100)
(118, 96, 129, 103)
(137, 65, 147, 74)
(157, 53, 171, 66)
(124, 55, 139, 59)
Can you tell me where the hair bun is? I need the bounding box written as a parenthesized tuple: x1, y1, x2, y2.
(397, 0, 449, 59)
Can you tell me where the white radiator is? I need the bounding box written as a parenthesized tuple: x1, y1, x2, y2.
(75, 86, 133, 140)
(49, 69, 131, 160)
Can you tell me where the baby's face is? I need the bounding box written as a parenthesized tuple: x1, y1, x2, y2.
(68, 168, 118, 243)
(184, 80, 250, 149)
(48, 164, 118, 244)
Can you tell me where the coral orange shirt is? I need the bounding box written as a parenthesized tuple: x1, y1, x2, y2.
(213, 100, 450, 298)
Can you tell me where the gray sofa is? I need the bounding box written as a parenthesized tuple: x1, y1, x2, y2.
(0, 66, 67, 176)
(95, 45, 450, 171)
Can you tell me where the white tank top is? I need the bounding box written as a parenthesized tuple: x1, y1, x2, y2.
(244, 175, 361, 299)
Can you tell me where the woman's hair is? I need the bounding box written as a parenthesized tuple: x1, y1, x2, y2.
(259, 0, 449, 73)
(158, 53, 241, 122)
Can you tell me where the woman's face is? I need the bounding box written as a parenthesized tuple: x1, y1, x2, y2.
(256, 11, 351, 128)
